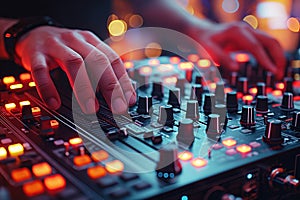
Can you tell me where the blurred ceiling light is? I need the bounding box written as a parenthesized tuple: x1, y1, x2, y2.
(108, 20, 127, 36)
(129, 14, 143, 28)
(222, 0, 240, 13)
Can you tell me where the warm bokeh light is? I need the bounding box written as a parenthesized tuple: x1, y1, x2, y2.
(275, 82, 285, 90)
(129, 14, 143, 28)
(10, 83, 23, 90)
(191, 158, 207, 168)
(198, 59, 211, 68)
(19, 73, 31, 81)
(222, 138, 237, 147)
(222, 0, 240, 13)
(3, 76, 15, 85)
(287, 17, 300, 32)
(124, 61, 134, 69)
(249, 88, 258, 95)
(242, 95, 254, 103)
(235, 53, 250, 62)
(236, 144, 252, 154)
(178, 151, 193, 161)
(179, 62, 194, 70)
(139, 66, 153, 75)
(243, 15, 258, 29)
(148, 58, 160, 66)
(108, 20, 127, 36)
(29, 81, 36, 87)
(19, 100, 30, 108)
(145, 42, 162, 58)
(5, 103, 16, 111)
(170, 56, 181, 64)
(158, 64, 174, 72)
(105, 160, 124, 174)
(272, 90, 282, 97)
(188, 54, 199, 62)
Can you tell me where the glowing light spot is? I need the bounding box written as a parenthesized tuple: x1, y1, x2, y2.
(145, 42, 162, 58)
(225, 87, 233, 94)
(139, 66, 152, 75)
(287, 17, 300, 32)
(170, 56, 181, 64)
(158, 64, 174, 72)
(247, 173, 253, 179)
(5, 103, 16, 111)
(3, 76, 15, 85)
(249, 88, 257, 95)
(108, 20, 127, 36)
(29, 81, 36, 87)
(272, 90, 282, 97)
(275, 82, 285, 90)
(222, 0, 240, 13)
(129, 14, 143, 28)
(179, 62, 193, 70)
(50, 120, 59, 128)
(188, 54, 199, 62)
(178, 151, 193, 161)
(235, 53, 250, 62)
(236, 144, 252, 154)
(124, 61, 134, 69)
(243, 15, 258, 29)
(32, 107, 41, 116)
(181, 195, 189, 200)
(19, 73, 31, 81)
(19, 100, 30, 108)
(10, 83, 23, 90)
(222, 138, 237, 147)
(163, 77, 177, 85)
(148, 58, 160, 66)
(0, 147, 7, 160)
(105, 160, 124, 174)
(8, 143, 24, 157)
(209, 83, 216, 90)
(198, 59, 211, 68)
(243, 95, 254, 104)
(69, 137, 83, 148)
(191, 158, 207, 168)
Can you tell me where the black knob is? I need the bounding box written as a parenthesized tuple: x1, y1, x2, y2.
(291, 111, 300, 131)
(215, 82, 225, 104)
(137, 96, 153, 115)
(186, 100, 199, 120)
(21, 104, 34, 123)
(158, 105, 174, 127)
(284, 77, 294, 93)
(214, 104, 227, 124)
(263, 119, 283, 145)
(265, 71, 274, 88)
(229, 71, 238, 87)
(177, 118, 194, 146)
(206, 114, 221, 140)
(226, 92, 238, 113)
(280, 92, 294, 111)
(237, 77, 248, 94)
(190, 84, 203, 105)
(195, 75, 203, 85)
(175, 78, 186, 97)
(40, 116, 54, 137)
(256, 82, 266, 96)
(240, 105, 255, 128)
(255, 95, 268, 114)
(151, 82, 164, 100)
(168, 88, 181, 109)
(156, 143, 182, 179)
(203, 93, 215, 115)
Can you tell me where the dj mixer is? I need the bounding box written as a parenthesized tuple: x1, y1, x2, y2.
(0, 53, 299, 200)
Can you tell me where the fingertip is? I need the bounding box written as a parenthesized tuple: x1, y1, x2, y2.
(84, 98, 99, 114)
(112, 97, 127, 114)
(45, 97, 61, 110)
(125, 91, 137, 106)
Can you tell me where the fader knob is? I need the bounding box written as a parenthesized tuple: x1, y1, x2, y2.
(284, 77, 294, 93)
(226, 92, 238, 113)
(237, 77, 248, 94)
(206, 114, 221, 139)
(215, 82, 225, 104)
(255, 95, 268, 114)
(265, 71, 274, 88)
(203, 93, 215, 115)
(168, 88, 181, 109)
(40, 116, 54, 137)
(156, 143, 182, 179)
(137, 96, 153, 115)
(291, 111, 300, 131)
(263, 119, 283, 145)
(158, 105, 174, 127)
(186, 100, 199, 120)
(214, 104, 227, 124)
(280, 92, 294, 111)
(256, 82, 266, 96)
(177, 118, 194, 146)
(240, 105, 255, 128)
(229, 72, 238, 87)
(21, 104, 34, 123)
(151, 82, 164, 100)
(175, 78, 186, 97)
(195, 75, 203, 85)
(190, 84, 203, 105)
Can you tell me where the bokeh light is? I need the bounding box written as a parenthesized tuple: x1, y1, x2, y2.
(243, 15, 258, 29)
(222, 0, 240, 13)
(108, 20, 127, 36)
(145, 42, 162, 58)
(129, 14, 144, 28)
(287, 17, 300, 32)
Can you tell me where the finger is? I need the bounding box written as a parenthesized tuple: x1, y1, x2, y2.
(79, 31, 136, 105)
(26, 52, 61, 110)
(45, 38, 99, 114)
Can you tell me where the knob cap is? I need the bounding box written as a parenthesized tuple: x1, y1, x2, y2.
(229, 72, 238, 87)
(255, 95, 268, 114)
(214, 104, 227, 124)
(40, 116, 54, 137)
(256, 82, 266, 96)
(215, 82, 225, 104)
(156, 143, 182, 179)
(240, 105, 255, 128)
(190, 84, 203, 105)
(237, 77, 248, 94)
(195, 75, 203, 85)
(186, 100, 199, 120)
(280, 92, 294, 111)
(151, 82, 164, 100)
(226, 92, 238, 113)
(263, 119, 283, 145)
(168, 88, 181, 109)
(206, 114, 221, 139)
(158, 105, 174, 127)
(137, 96, 153, 115)
(177, 118, 194, 146)
(284, 77, 294, 93)
(291, 111, 300, 131)
(265, 71, 274, 88)
(203, 93, 215, 115)
(175, 78, 186, 97)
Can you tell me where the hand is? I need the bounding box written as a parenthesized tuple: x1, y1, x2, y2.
(190, 21, 286, 80)
(15, 26, 136, 114)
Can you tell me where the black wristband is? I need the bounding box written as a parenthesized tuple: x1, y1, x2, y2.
(3, 16, 63, 61)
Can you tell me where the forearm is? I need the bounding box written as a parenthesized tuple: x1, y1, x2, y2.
(0, 18, 18, 59)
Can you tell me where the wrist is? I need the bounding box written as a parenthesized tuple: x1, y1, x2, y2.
(0, 18, 18, 59)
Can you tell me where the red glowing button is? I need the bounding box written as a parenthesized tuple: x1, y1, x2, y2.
(235, 53, 250, 62)
(294, 96, 300, 101)
(23, 180, 44, 197)
(44, 174, 66, 191)
(188, 54, 199, 62)
(32, 162, 52, 177)
(272, 90, 282, 97)
(91, 150, 109, 162)
(139, 66, 152, 75)
(19, 73, 31, 81)
(191, 158, 207, 168)
(178, 151, 193, 161)
(69, 137, 83, 148)
(170, 56, 181, 64)
(179, 62, 193, 70)
(87, 165, 107, 179)
(275, 82, 284, 90)
(124, 61, 134, 69)
(11, 167, 31, 182)
(236, 144, 252, 154)
(158, 64, 174, 72)
(249, 87, 257, 95)
(197, 59, 211, 68)
(73, 155, 92, 167)
(222, 138, 237, 147)
(105, 160, 124, 174)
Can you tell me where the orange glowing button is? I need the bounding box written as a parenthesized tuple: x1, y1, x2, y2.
(3, 76, 15, 85)
(249, 88, 257, 95)
(275, 82, 284, 90)
(69, 137, 83, 147)
(44, 174, 66, 191)
(10, 83, 23, 90)
(0, 147, 7, 160)
(224, 87, 233, 94)
(124, 61, 134, 69)
(73, 155, 92, 167)
(139, 66, 152, 75)
(105, 160, 124, 174)
(179, 62, 193, 70)
(169, 56, 181, 64)
(19, 100, 30, 108)
(8, 143, 24, 157)
(222, 138, 237, 147)
(209, 83, 216, 90)
(19, 73, 31, 81)
(191, 158, 207, 168)
(148, 58, 160, 66)
(11, 167, 31, 182)
(5, 103, 16, 111)
(242, 95, 254, 102)
(197, 59, 211, 68)
(272, 90, 282, 97)
(23, 180, 44, 197)
(32, 107, 41, 116)
(50, 120, 59, 128)
(32, 162, 52, 177)
(294, 96, 300, 101)
(164, 77, 177, 85)
(178, 151, 193, 161)
(91, 150, 109, 162)
(235, 53, 250, 62)
(188, 54, 199, 62)
(236, 144, 252, 154)
(28, 81, 36, 87)
(87, 165, 107, 179)
(158, 64, 174, 72)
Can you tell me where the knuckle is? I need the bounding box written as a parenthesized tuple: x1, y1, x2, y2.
(65, 56, 84, 70)
(60, 31, 77, 41)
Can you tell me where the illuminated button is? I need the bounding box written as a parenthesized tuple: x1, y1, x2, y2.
(139, 66, 152, 75)
(249, 141, 261, 148)
(197, 59, 211, 68)
(69, 137, 83, 148)
(0, 147, 7, 160)
(32, 162, 52, 177)
(91, 150, 109, 162)
(8, 143, 24, 157)
(105, 160, 124, 174)
(5, 103, 16, 111)
(31, 106, 41, 115)
(178, 151, 193, 161)
(28, 81, 36, 87)
(275, 82, 285, 90)
(236, 144, 252, 154)
(87, 165, 107, 179)
(249, 87, 257, 95)
(226, 149, 237, 156)
(10, 83, 23, 90)
(124, 61, 134, 69)
(188, 54, 199, 62)
(191, 158, 207, 168)
(222, 138, 237, 147)
(235, 53, 250, 62)
(50, 120, 59, 128)
(11, 167, 31, 182)
(19, 100, 30, 108)
(148, 58, 160, 65)
(242, 95, 254, 104)
(179, 62, 193, 70)
(44, 174, 66, 191)
(1, 138, 12, 145)
(272, 90, 282, 97)
(3, 76, 15, 85)
(23, 180, 44, 197)
(73, 155, 92, 167)
(19, 73, 31, 81)
(169, 56, 181, 64)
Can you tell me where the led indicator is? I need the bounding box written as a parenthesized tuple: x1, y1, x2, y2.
(19, 100, 30, 108)
(178, 151, 193, 161)
(5, 103, 16, 111)
(8, 143, 24, 157)
(10, 83, 23, 90)
(3, 76, 15, 85)
(19, 73, 31, 81)
(105, 160, 124, 174)
(222, 138, 237, 147)
(236, 144, 252, 154)
(29, 81, 36, 87)
(0, 147, 7, 160)
(179, 62, 193, 70)
(197, 59, 211, 68)
(191, 158, 207, 168)
(235, 53, 250, 62)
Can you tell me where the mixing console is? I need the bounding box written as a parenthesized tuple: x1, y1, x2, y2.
(0, 53, 300, 200)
